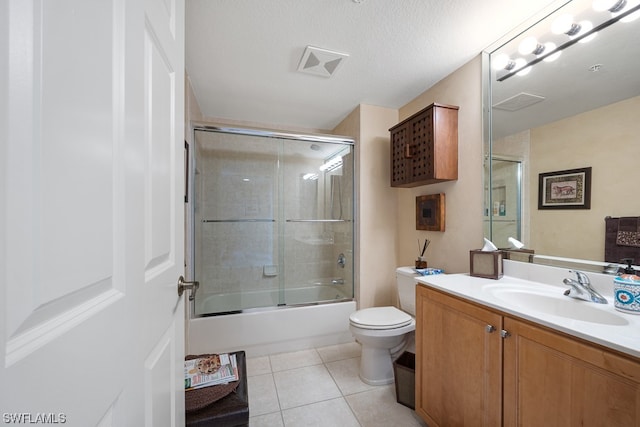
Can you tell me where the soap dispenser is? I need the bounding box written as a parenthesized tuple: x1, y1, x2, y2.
(613, 258, 640, 314)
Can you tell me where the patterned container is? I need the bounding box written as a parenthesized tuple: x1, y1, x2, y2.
(613, 274, 640, 314)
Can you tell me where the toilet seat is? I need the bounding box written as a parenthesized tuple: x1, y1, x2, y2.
(349, 306, 413, 330)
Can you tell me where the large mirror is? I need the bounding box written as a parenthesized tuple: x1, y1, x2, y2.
(485, 0, 640, 271)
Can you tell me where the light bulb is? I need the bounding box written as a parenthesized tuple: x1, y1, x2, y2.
(551, 14, 575, 34)
(518, 36, 540, 55)
(577, 20, 597, 43)
(491, 53, 511, 70)
(514, 58, 531, 76)
(592, 0, 627, 12)
(542, 42, 562, 62)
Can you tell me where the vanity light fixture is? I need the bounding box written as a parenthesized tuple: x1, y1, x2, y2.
(496, 2, 640, 81)
(583, 0, 637, 33)
(551, 14, 583, 35)
(518, 36, 546, 55)
(592, 0, 627, 12)
(614, 5, 640, 21)
(577, 20, 598, 43)
(513, 58, 532, 76)
(551, 15, 597, 42)
(542, 42, 562, 62)
(491, 53, 515, 71)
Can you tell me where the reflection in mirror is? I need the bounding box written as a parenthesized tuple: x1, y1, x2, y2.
(487, 157, 523, 245)
(485, 0, 640, 272)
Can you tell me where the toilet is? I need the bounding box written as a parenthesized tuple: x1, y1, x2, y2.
(349, 267, 420, 385)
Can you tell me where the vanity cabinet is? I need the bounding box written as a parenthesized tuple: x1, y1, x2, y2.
(415, 285, 640, 427)
(503, 317, 640, 426)
(389, 103, 458, 187)
(415, 286, 502, 426)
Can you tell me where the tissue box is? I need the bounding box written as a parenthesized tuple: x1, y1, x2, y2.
(469, 250, 503, 280)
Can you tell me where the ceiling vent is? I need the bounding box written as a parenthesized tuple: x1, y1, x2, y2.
(493, 92, 546, 111)
(297, 46, 349, 78)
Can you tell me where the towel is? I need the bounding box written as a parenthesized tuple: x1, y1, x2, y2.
(616, 217, 640, 248)
(415, 268, 445, 275)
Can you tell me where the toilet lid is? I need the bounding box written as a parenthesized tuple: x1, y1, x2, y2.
(349, 307, 413, 329)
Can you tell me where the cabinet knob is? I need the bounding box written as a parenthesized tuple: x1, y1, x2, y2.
(485, 325, 496, 333)
(500, 330, 511, 338)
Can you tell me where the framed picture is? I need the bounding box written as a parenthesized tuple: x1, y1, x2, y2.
(416, 193, 445, 231)
(538, 167, 591, 210)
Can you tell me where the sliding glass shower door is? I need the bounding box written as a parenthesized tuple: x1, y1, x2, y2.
(192, 128, 354, 316)
(281, 139, 354, 306)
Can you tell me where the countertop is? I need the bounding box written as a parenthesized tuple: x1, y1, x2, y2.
(415, 272, 640, 359)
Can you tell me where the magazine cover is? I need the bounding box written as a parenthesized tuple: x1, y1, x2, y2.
(185, 354, 238, 390)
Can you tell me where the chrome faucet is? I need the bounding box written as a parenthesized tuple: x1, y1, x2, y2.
(563, 270, 607, 304)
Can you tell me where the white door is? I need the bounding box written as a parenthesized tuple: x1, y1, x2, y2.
(1, 0, 186, 426)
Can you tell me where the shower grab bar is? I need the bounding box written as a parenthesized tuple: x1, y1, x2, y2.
(202, 219, 275, 223)
(286, 219, 350, 223)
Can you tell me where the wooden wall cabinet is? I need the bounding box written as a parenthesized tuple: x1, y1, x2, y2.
(389, 103, 459, 188)
(415, 285, 640, 427)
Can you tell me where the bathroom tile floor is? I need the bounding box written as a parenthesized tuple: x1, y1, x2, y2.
(246, 342, 427, 427)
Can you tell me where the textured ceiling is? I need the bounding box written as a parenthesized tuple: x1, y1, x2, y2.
(185, 0, 560, 131)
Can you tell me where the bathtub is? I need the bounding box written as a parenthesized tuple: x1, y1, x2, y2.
(188, 286, 357, 357)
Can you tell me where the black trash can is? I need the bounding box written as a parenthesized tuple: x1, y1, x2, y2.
(393, 351, 415, 409)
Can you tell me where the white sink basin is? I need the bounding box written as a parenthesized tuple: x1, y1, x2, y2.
(483, 283, 629, 326)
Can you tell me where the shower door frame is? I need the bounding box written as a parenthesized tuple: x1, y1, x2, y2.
(187, 124, 356, 317)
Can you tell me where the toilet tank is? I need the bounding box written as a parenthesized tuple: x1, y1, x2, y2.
(396, 267, 420, 316)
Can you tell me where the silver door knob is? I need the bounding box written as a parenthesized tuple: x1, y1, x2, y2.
(177, 276, 200, 301)
(486, 325, 496, 333)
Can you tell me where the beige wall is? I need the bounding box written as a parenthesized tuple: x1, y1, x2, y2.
(394, 56, 485, 274)
(529, 95, 640, 261)
(334, 105, 400, 309)
(186, 75, 204, 139)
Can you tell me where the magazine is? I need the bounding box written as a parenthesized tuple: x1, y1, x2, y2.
(184, 353, 239, 391)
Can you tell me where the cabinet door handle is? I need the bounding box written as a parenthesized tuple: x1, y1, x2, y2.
(500, 330, 511, 339)
(485, 325, 496, 333)
(404, 143, 413, 158)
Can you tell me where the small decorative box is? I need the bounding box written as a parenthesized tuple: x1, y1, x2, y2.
(469, 250, 503, 280)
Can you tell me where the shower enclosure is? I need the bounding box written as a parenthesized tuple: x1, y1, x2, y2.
(484, 156, 523, 247)
(190, 126, 355, 316)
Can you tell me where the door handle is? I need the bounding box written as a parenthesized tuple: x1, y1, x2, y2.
(177, 276, 200, 301)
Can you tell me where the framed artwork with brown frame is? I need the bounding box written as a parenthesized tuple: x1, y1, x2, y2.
(416, 193, 445, 231)
(538, 167, 591, 210)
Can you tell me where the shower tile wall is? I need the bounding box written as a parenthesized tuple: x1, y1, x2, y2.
(197, 148, 279, 297)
